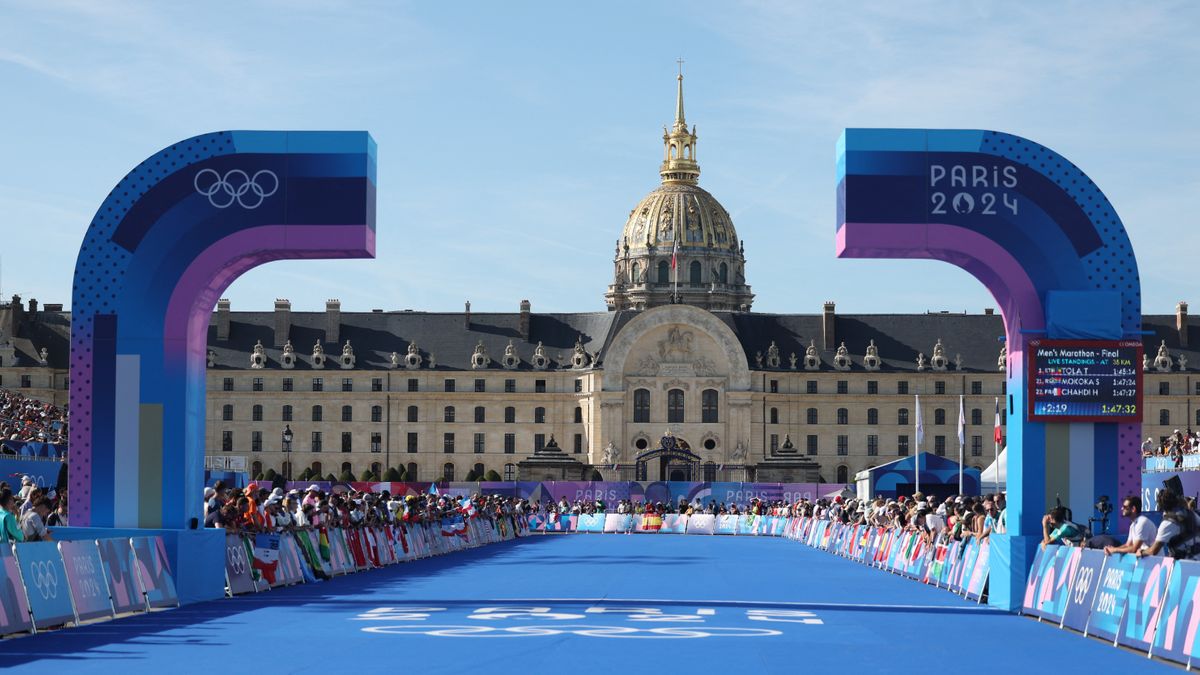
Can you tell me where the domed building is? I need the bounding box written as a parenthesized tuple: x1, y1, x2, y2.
(605, 73, 753, 312)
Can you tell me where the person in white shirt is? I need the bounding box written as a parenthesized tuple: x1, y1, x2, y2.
(1139, 491, 1200, 559)
(1102, 496, 1156, 555)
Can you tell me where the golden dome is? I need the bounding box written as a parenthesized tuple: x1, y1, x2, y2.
(621, 183, 738, 252)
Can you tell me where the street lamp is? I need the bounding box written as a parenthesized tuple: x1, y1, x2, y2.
(282, 425, 293, 483)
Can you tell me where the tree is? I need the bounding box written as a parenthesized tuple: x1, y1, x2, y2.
(360, 469, 376, 481)
(326, 473, 338, 482)
(483, 470, 502, 482)
(464, 469, 479, 482)
(255, 472, 265, 481)
(264, 468, 278, 481)
(589, 469, 604, 481)
(383, 467, 402, 482)
(339, 469, 355, 482)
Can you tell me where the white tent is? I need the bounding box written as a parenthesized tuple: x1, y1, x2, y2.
(980, 446, 1007, 491)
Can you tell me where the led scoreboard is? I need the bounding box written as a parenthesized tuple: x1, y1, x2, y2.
(1027, 340, 1143, 422)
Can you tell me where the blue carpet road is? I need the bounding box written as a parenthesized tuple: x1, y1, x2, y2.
(0, 534, 1172, 673)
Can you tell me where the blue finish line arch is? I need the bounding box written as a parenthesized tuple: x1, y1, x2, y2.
(70, 131, 377, 530)
(836, 128, 1141, 609)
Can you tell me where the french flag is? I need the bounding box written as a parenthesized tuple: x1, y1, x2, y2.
(994, 397, 1003, 445)
(441, 514, 468, 538)
(460, 497, 477, 518)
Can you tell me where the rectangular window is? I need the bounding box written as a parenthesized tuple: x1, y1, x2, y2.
(342, 378, 353, 392)
(474, 433, 485, 454)
(935, 381, 946, 395)
(867, 435, 879, 456)
(770, 434, 779, 452)
(701, 390, 719, 423)
(897, 381, 909, 395)
(867, 380, 878, 395)
(574, 379, 583, 393)
(573, 434, 583, 454)
(836, 435, 848, 456)
(371, 377, 383, 392)
(898, 435, 909, 455)
(370, 433, 381, 453)
(222, 431, 233, 452)
(18, 375, 30, 389)
(443, 433, 455, 454)
(971, 380, 983, 395)
(769, 379, 779, 393)
(971, 435, 983, 457)
(1160, 381, 1171, 396)
(504, 433, 515, 454)
(444, 379, 455, 393)
(371, 407, 382, 423)
(341, 432, 352, 453)
(935, 435, 946, 456)
(342, 406, 353, 422)
(252, 406, 263, 422)
(1195, 382, 1200, 396)
(534, 433, 546, 451)
(475, 378, 486, 393)
(282, 405, 293, 422)
(837, 380, 848, 394)
(806, 408, 818, 425)
(408, 378, 419, 392)
(505, 379, 516, 393)
(282, 377, 293, 392)
(474, 407, 485, 423)
(223, 377, 234, 392)
(312, 377, 323, 392)
(806, 435, 818, 456)
(535, 379, 546, 393)
(251, 431, 262, 452)
(311, 431, 322, 453)
(252, 377, 263, 392)
(407, 432, 418, 453)
(806, 380, 818, 394)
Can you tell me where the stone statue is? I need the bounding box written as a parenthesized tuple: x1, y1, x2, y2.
(1179, 354, 1189, 371)
(866, 340, 878, 360)
(954, 353, 963, 371)
(534, 341, 547, 359)
(253, 341, 265, 356)
(312, 340, 324, 356)
(545, 434, 559, 449)
(1143, 353, 1151, 372)
(283, 340, 294, 355)
(789, 352, 798, 370)
(730, 441, 748, 462)
(781, 434, 794, 449)
(429, 352, 437, 368)
(38, 347, 49, 365)
(1155, 340, 1172, 372)
(805, 340, 818, 359)
(998, 345, 1007, 372)
(250, 340, 266, 368)
(916, 352, 927, 371)
(505, 339, 517, 359)
(407, 340, 419, 356)
(932, 339, 945, 360)
(574, 336, 586, 357)
(601, 442, 620, 466)
(206, 349, 217, 368)
(389, 351, 400, 368)
(767, 341, 781, 367)
(755, 351, 764, 368)
(342, 340, 354, 357)
(474, 340, 487, 357)
(836, 341, 849, 360)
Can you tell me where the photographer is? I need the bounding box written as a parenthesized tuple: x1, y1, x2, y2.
(1138, 490, 1200, 559)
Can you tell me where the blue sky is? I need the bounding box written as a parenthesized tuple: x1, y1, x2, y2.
(1, 1, 1197, 315)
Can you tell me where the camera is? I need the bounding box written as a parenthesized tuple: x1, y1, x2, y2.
(1095, 495, 1112, 515)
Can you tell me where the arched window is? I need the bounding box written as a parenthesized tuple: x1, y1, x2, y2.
(634, 389, 650, 423)
(504, 463, 516, 481)
(898, 408, 909, 425)
(701, 389, 719, 423)
(473, 462, 485, 478)
(444, 406, 455, 423)
(934, 408, 946, 425)
(407, 405, 418, 423)
(371, 405, 383, 422)
(534, 407, 546, 424)
(718, 262, 728, 283)
(1160, 409, 1171, 425)
(867, 408, 878, 425)
(407, 462, 418, 482)
(341, 405, 353, 422)
(689, 260, 701, 285)
(837, 408, 848, 425)
(311, 405, 322, 422)
(806, 408, 818, 424)
(310, 461, 322, 476)
(475, 406, 486, 423)
(252, 404, 263, 422)
(371, 462, 381, 477)
(443, 463, 455, 481)
(684, 144, 691, 159)
(340, 461, 352, 475)
(668, 389, 685, 423)
(574, 406, 583, 423)
(836, 465, 849, 483)
(282, 405, 293, 422)
(670, 144, 677, 160)
(769, 407, 779, 424)
(505, 406, 516, 423)
(631, 262, 640, 283)
(222, 404, 233, 421)
(251, 460, 262, 478)
(658, 260, 670, 283)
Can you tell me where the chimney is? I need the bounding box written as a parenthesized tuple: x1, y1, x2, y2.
(822, 301, 836, 350)
(519, 299, 531, 339)
(27, 298, 37, 315)
(216, 298, 231, 340)
(465, 301, 471, 330)
(984, 307, 994, 315)
(326, 299, 341, 345)
(8, 295, 23, 335)
(273, 299, 291, 347)
(1178, 301, 1189, 348)
(44, 304, 62, 313)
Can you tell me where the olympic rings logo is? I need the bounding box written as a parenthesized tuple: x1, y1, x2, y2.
(227, 546, 247, 576)
(27, 560, 59, 600)
(362, 625, 781, 639)
(194, 169, 279, 209)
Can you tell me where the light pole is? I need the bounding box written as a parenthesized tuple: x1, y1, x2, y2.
(282, 425, 293, 483)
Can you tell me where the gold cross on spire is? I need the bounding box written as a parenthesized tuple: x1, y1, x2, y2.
(676, 57, 685, 77)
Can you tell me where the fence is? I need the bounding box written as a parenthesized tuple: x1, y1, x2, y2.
(1144, 455, 1200, 472)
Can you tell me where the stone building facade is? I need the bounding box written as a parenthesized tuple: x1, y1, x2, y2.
(2, 75, 1198, 486)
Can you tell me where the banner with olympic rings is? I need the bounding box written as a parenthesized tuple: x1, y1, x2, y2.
(0, 543, 33, 635)
(14, 541, 75, 629)
(685, 514, 716, 535)
(59, 540, 114, 623)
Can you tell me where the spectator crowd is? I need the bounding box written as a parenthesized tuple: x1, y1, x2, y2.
(0, 475, 67, 543)
(0, 388, 67, 445)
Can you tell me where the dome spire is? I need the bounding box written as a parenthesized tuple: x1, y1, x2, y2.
(660, 61, 700, 185)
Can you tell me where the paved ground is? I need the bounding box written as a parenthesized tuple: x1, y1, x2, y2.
(0, 534, 1173, 672)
